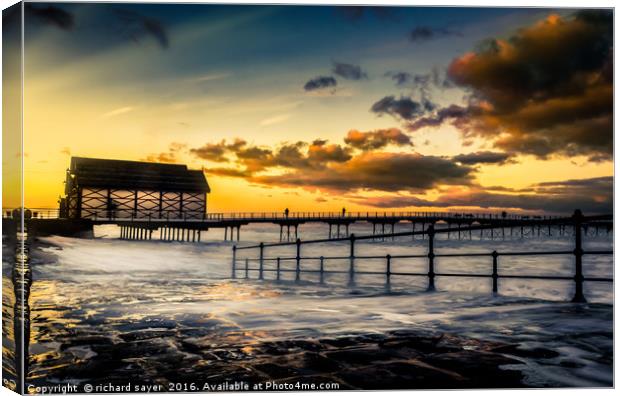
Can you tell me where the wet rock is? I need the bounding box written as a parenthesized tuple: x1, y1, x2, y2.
(254, 363, 300, 379)
(491, 344, 560, 359)
(324, 346, 396, 365)
(421, 350, 524, 387)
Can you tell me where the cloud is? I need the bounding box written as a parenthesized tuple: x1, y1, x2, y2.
(191, 134, 472, 194)
(371, 95, 436, 121)
(193, 73, 231, 83)
(191, 138, 351, 174)
(344, 128, 412, 151)
(303, 76, 337, 92)
(250, 152, 474, 193)
(410, 26, 462, 42)
(260, 114, 291, 126)
(190, 139, 246, 163)
(407, 104, 470, 131)
(385, 71, 412, 87)
(143, 142, 187, 164)
(100, 106, 134, 119)
(358, 176, 612, 214)
(205, 167, 251, 178)
(385, 67, 453, 93)
(332, 62, 368, 80)
(113, 8, 169, 49)
(408, 11, 613, 160)
(25, 4, 74, 31)
(452, 151, 513, 165)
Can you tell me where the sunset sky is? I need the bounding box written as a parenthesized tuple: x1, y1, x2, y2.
(5, 3, 613, 214)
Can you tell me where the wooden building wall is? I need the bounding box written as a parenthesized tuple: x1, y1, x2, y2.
(69, 187, 206, 220)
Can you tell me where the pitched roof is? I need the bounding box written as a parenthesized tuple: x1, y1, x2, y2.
(68, 157, 210, 193)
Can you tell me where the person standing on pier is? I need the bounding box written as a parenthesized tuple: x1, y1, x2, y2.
(342, 207, 346, 217)
(284, 208, 289, 218)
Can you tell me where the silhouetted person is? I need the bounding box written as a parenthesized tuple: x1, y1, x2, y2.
(342, 207, 346, 217)
(284, 208, 290, 218)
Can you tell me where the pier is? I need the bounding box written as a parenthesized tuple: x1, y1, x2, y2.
(2, 208, 613, 242)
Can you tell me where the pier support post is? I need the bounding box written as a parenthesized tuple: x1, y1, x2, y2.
(231, 245, 237, 279)
(348, 234, 356, 286)
(492, 250, 498, 294)
(258, 242, 264, 280)
(427, 225, 436, 292)
(295, 238, 301, 282)
(571, 210, 586, 303)
(386, 254, 392, 289)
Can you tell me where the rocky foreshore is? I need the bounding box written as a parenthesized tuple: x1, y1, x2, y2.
(28, 328, 566, 391)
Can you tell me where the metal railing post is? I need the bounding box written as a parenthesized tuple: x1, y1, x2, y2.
(492, 250, 498, 294)
(348, 233, 356, 286)
(245, 258, 249, 279)
(427, 225, 436, 291)
(258, 242, 264, 280)
(231, 245, 237, 279)
(571, 209, 586, 303)
(295, 238, 301, 282)
(276, 257, 281, 281)
(319, 256, 325, 284)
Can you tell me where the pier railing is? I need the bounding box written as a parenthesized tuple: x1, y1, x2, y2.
(232, 210, 613, 303)
(3, 208, 564, 222)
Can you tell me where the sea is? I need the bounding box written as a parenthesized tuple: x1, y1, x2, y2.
(2, 221, 614, 388)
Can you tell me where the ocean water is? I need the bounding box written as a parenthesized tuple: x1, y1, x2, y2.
(6, 222, 614, 388)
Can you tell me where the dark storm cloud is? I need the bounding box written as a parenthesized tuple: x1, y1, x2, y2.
(113, 8, 169, 49)
(409, 26, 462, 42)
(407, 104, 471, 131)
(344, 128, 412, 151)
(371, 95, 436, 121)
(303, 76, 337, 92)
(251, 152, 474, 193)
(25, 4, 74, 30)
(332, 62, 368, 80)
(191, 134, 472, 194)
(408, 11, 613, 160)
(452, 151, 513, 165)
(360, 176, 612, 215)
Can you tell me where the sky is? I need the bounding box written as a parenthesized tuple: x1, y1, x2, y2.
(3, 3, 613, 214)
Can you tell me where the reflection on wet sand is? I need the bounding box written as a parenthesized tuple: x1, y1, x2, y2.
(2, 221, 32, 394)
